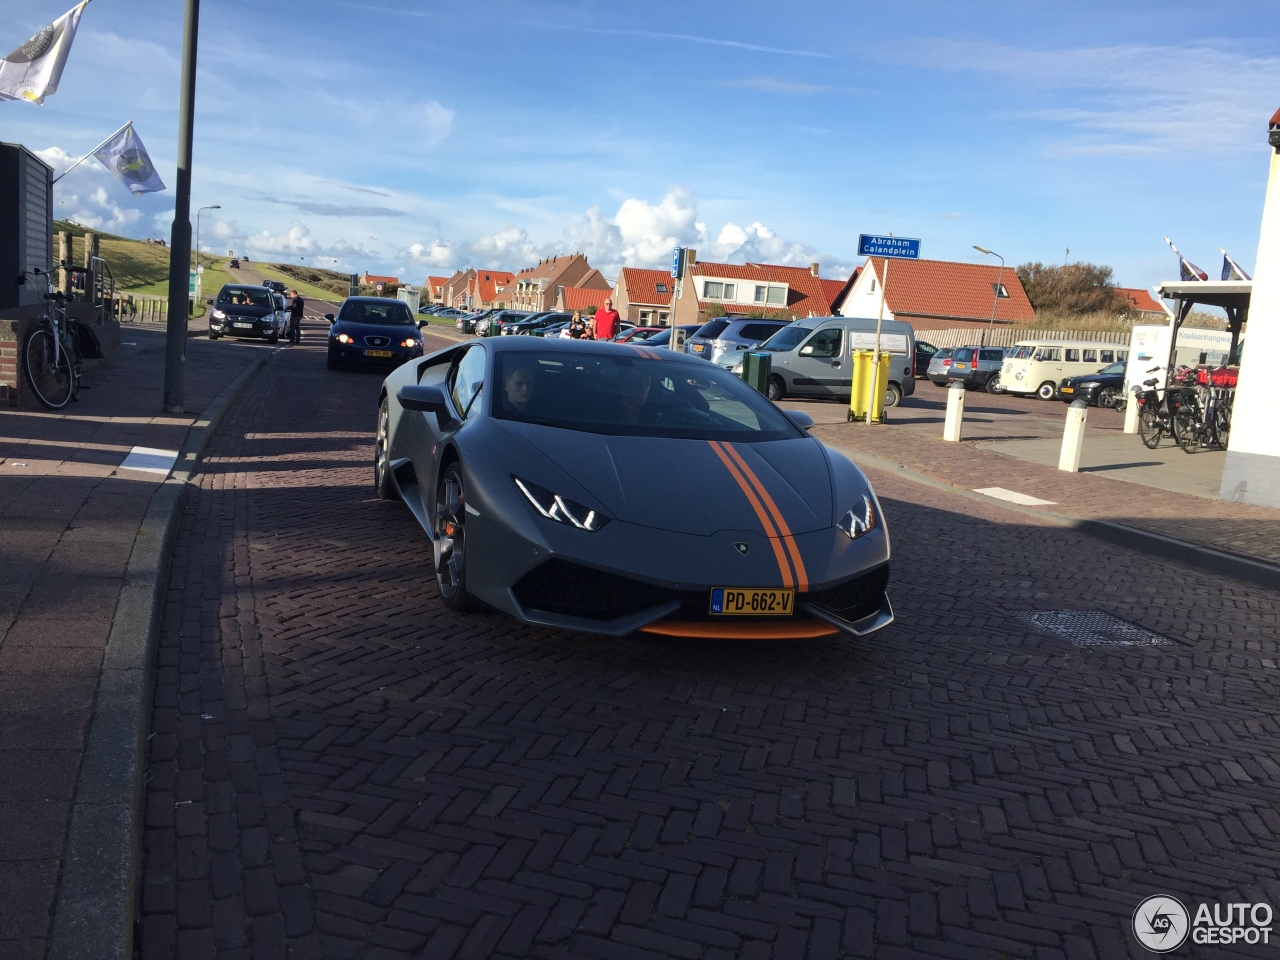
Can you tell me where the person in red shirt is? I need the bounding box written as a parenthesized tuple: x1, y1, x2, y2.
(592, 298, 621, 341)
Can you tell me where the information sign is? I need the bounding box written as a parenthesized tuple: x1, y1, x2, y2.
(857, 235, 921, 259)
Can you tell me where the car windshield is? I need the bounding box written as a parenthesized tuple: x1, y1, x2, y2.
(1008, 345, 1035, 360)
(338, 301, 415, 325)
(217, 287, 271, 308)
(493, 351, 803, 442)
(759, 326, 813, 352)
(1097, 362, 1126, 376)
(692, 319, 730, 340)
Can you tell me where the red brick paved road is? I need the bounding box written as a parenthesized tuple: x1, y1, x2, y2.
(140, 341, 1280, 959)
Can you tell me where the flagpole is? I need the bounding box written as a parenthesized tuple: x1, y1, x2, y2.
(51, 119, 131, 184)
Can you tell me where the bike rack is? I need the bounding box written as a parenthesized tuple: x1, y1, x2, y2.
(89, 256, 116, 323)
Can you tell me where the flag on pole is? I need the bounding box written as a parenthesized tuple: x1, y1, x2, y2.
(1220, 248, 1252, 281)
(1164, 237, 1207, 281)
(93, 122, 166, 195)
(0, 1, 89, 104)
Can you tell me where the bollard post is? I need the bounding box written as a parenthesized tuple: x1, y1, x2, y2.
(942, 381, 966, 441)
(1059, 398, 1089, 472)
(1123, 387, 1140, 434)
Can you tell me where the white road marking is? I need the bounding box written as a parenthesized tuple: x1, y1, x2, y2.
(119, 446, 179, 477)
(973, 486, 1057, 506)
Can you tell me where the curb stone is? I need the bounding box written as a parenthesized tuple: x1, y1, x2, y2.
(850, 449, 1280, 593)
(46, 349, 279, 960)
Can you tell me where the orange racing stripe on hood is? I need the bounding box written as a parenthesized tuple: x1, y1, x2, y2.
(708, 440, 795, 588)
(719, 442, 810, 592)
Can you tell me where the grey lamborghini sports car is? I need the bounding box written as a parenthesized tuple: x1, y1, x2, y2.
(375, 338, 893, 640)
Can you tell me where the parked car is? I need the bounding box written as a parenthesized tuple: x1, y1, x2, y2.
(476, 310, 533, 337)
(1058, 361, 1127, 408)
(947, 345, 1007, 392)
(613, 326, 664, 343)
(459, 308, 499, 333)
(686, 318, 791, 366)
(504, 312, 571, 336)
(1000, 338, 1131, 400)
(637, 325, 701, 348)
(737, 316, 917, 406)
(925, 347, 954, 386)
(914, 340, 938, 378)
(207, 284, 288, 342)
(325, 296, 425, 370)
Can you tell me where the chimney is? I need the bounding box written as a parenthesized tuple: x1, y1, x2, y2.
(810, 262, 820, 277)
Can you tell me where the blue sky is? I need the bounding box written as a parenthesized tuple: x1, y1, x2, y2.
(3, 0, 1278, 291)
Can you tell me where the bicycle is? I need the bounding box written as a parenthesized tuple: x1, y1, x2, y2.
(1135, 366, 1195, 450)
(1174, 383, 1233, 454)
(15, 267, 83, 410)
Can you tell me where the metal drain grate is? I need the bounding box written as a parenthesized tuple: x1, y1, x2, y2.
(1014, 610, 1172, 647)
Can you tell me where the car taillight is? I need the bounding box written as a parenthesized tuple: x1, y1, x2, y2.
(942, 359, 951, 367)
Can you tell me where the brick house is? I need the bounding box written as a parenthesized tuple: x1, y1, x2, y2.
(424, 275, 448, 305)
(613, 267, 675, 325)
(360, 273, 399, 288)
(1115, 286, 1165, 320)
(669, 250, 844, 325)
(554, 286, 612, 316)
(440, 268, 515, 311)
(832, 257, 1036, 330)
(507, 254, 612, 313)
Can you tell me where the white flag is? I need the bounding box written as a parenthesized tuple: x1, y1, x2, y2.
(0, 2, 89, 104)
(93, 123, 166, 195)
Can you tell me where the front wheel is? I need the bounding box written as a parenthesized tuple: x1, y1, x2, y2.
(434, 463, 481, 612)
(985, 374, 1002, 395)
(208, 331, 219, 340)
(1138, 406, 1162, 449)
(1098, 386, 1121, 410)
(374, 399, 399, 501)
(23, 327, 76, 410)
(1036, 381, 1057, 401)
(1174, 408, 1201, 454)
(766, 375, 784, 402)
(884, 383, 902, 408)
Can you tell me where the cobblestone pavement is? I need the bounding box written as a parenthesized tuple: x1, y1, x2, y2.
(139, 343, 1280, 959)
(801, 388, 1280, 566)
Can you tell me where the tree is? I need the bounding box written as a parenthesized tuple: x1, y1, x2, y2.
(701, 302, 727, 320)
(1015, 261, 1121, 315)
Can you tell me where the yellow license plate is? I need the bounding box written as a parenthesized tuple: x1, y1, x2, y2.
(365, 349, 393, 357)
(710, 587, 795, 616)
(1061, 386, 1074, 393)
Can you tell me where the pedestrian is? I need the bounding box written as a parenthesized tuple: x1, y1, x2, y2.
(592, 298, 621, 341)
(568, 311, 587, 339)
(288, 289, 305, 344)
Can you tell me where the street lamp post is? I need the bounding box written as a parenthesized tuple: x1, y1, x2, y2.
(972, 245, 1005, 348)
(195, 204, 220, 285)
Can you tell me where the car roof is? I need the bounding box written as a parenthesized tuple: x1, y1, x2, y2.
(480, 336, 707, 365)
(342, 296, 406, 304)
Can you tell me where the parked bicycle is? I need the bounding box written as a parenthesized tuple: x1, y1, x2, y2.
(1174, 383, 1233, 454)
(14, 267, 83, 410)
(1135, 365, 1196, 450)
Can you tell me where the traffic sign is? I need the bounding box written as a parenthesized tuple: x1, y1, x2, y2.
(858, 235, 920, 259)
(671, 246, 685, 278)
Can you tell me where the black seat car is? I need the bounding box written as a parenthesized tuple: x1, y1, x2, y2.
(326, 297, 425, 370)
(207, 284, 288, 342)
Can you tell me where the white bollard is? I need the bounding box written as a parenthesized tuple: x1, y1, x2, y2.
(942, 381, 966, 442)
(1123, 387, 1140, 434)
(1059, 399, 1089, 472)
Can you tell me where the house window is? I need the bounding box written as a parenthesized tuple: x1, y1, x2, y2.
(704, 281, 723, 298)
(992, 283, 1010, 298)
(722, 283, 736, 300)
(754, 285, 767, 303)
(658, 312, 669, 322)
(656, 283, 668, 293)
(639, 310, 651, 321)
(766, 286, 785, 305)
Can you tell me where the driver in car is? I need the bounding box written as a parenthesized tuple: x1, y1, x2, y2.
(503, 360, 541, 414)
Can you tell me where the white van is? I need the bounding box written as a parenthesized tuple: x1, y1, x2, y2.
(743, 316, 917, 405)
(1001, 339, 1130, 399)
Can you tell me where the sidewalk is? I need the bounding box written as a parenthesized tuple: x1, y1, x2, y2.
(0, 324, 271, 960)
(803, 387, 1280, 573)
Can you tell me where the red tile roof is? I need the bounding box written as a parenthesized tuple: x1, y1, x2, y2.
(1115, 286, 1163, 313)
(476, 270, 514, 304)
(690, 261, 834, 317)
(820, 278, 847, 310)
(426, 275, 448, 294)
(863, 258, 1036, 323)
(619, 267, 675, 306)
(561, 287, 611, 312)
(361, 273, 399, 285)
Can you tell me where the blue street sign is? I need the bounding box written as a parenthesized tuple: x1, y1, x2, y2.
(671, 246, 684, 278)
(857, 235, 921, 259)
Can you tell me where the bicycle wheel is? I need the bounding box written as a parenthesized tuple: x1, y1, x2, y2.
(1174, 408, 1201, 453)
(23, 327, 75, 409)
(1138, 406, 1162, 449)
(1213, 400, 1231, 448)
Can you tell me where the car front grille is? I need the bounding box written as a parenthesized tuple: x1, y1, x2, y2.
(365, 336, 390, 347)
(513, 560, 674, 620)
(806, 565, 889, 623)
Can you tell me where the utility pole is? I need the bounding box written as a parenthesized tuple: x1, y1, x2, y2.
(163, 0, 200, 413)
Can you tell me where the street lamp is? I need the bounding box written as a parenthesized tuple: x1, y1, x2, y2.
(972, 245, 1005, 348)
(195, 204, 220, 271)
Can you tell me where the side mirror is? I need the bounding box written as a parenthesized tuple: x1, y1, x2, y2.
(205, 298, 214, 305)
(397, 383, 448, 414)
(324, 313, 335, 323)
(784, 410, 815, 431)
(417, 320, 428, 329)
(799, 345, 814, 357)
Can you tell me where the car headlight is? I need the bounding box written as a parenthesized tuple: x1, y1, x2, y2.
(837, 494, 878, 540)
(211, 309, 225, 319)
(1079, 381, 1097, 389)
(400, 338, 419, 348)
(514, 476, 610, 532)
(336, 333, 354, 344)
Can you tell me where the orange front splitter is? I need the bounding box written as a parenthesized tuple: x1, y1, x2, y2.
(638, 620, 838, 640)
